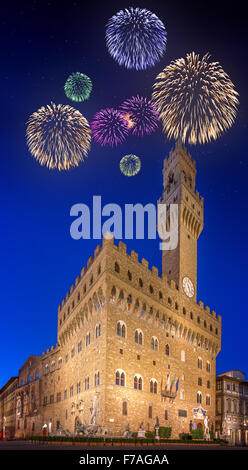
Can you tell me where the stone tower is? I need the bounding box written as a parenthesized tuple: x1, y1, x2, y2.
(160, 141, 204, 301)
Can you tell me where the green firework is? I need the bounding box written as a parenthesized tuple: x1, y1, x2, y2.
(120, 154, 141, 176)
(64, 72, 92, 102)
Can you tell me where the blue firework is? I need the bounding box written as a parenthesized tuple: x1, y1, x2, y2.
(106, 7, 167, 70)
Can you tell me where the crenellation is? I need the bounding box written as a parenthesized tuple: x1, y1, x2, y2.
(141, 258, 149, 269)
(87, 256, 93, 268)
(118, 241, 127, 253)
(130, 250, 138, 261)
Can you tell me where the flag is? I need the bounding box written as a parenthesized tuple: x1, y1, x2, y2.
(176, 378, 179, 392)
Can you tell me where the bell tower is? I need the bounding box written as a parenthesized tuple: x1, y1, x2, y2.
(160, 141, 204, 301)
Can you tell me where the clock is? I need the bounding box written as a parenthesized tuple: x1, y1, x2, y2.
(182, 276, 194, 298)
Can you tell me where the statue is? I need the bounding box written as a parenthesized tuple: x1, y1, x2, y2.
(123, 423, 132, 438)
(155, 416, 160, 441)
(137, 422, 145, 438)
(89, 393, 99, 425)
(204, 415, 210, 441)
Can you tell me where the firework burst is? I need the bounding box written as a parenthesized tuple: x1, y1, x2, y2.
(120, 154, 141, 176)
(106, 7, 167, 70)
(64, 72, 92, 102)
(26, 102, 91, 170)
(91, 108, 129, 147)
(152, 52, 239, 145)
(120, 95, 159, 137)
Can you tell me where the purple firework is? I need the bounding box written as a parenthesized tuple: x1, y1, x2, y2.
(91, 108, 129, 147)
(119, 95, 159, 137)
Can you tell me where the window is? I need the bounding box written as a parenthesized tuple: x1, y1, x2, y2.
(85, 377, 89, 391)
(96, 323, 101, 338)
(215, 328, 218, 335)
(198, 377, 202, 386)
(77, 382, 81, 394)
(44, 364, 49, 375)
(207, 380, 210, 389)
(70, 386, 73, 397)
(27, 374, 31, 383)
(117, 321, 126, 338)
(197, 391, 202, 404)
(165, 344, 170, 356)
(58, 358, 62, 369)
(50, 394, 54, 404)
(77, 292, 80, 302)
(198, 358, 203, 369)
(127, 270, 132, 280)
(43, 396, 47, 405)
(64, 389, 67, 400)
(78, 341, 82, 353)
(139, 278, 143, 288)
(134, 375, 142, 390)
(116, 370, 125, 386)
(57, 392, 61, 402)
(164, 410, 168, 420)
(197, 316, 200, 324)
(35, 370, 39, 380)
(98, 264, 101, 275)
(51, 361, 55, 372)
(206, 395, 211, 406)
(135, 329, 143, 345)
(175, 302, 178, 310)
(159, 291, 163, 300)
(206, 361, 211, 373)
(168, 297, 172, 305)
(210, 324, 213, 332)
(150, 380, 157, 394)
(151, 337, 158, 351)
(71, 348, 75, 359)
(95, 372, 100, 387)
(204, 320, 207, 328)
(178, 410, 187, 417)
(190, 312, 193, 320)
(65, 354, 68, 363)
(122, 401, 127, 416)
(181, 350, 185, 362)
(183, 307, 186, 315)
(86, 332, 90, 346)
(148, 406, 152, 418)
(115, 262, 120, 273)
(149, 285, 154, 294)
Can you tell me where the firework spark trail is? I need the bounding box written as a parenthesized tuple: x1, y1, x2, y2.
(120, 154, 141, 176)
(120, 95, 159, 137)
(152, 52, 239, 145)
(106, 7, 167, 70)
(26, 103, 91, 170)
(91, 108, 129, 147)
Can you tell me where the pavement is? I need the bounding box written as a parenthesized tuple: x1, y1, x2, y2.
(0, 440, 247, 451)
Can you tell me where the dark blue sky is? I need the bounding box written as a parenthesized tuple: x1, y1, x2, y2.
(0, 0, 247, 388)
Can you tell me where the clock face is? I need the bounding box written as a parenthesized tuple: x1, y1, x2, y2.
(182, 276, 194, 298)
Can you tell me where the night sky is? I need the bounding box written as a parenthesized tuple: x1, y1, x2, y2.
(0, 0, 247, 388)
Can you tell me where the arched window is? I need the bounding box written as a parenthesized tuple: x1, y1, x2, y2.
(197, 391, 202, 404)
(27, 375, 31, 384)
(135, 329, 143, 345)
(206, 361, 211, 373)
(122, 401, 127, 415)
(139, 278, 143, 288)
(206, 395, 211, 406)
(181, 350, 185, 362)
(44, 364, 49, 375)
(116, 370, 125, 386)
(58, 358, 62, 369)
(151, 337, 159, 351)
(134, 375, 142, 390)
(165, 344, 170, 356)
(150, 379, 157, 394)
(117, 321, 126, 338)
(35, 370, 39, 380)
(127, 270, 132, 280)
(95, 372, 100, 387)
(96, 323, 101, 338)
(115, 262, 120, 273)
(198, 357, 203, 369)
(51, 361, 55, 372)
(86, 332, 90, 346)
